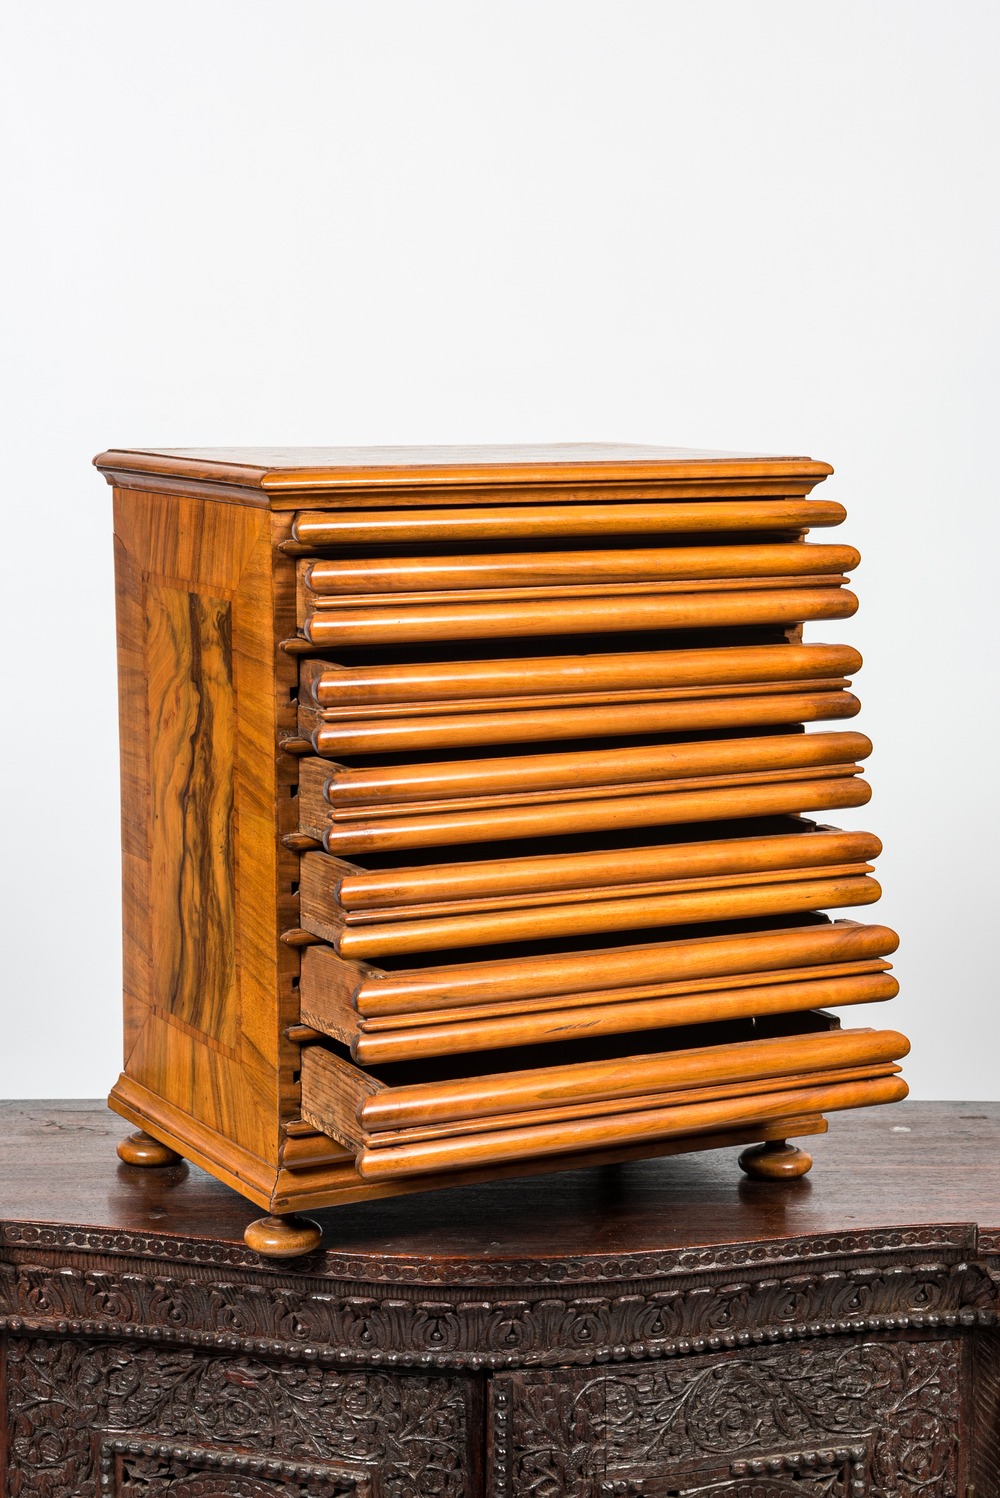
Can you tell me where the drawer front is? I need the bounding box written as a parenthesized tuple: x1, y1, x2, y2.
(284, 487, 903, 1191)
(298, 1025, 908, 1177)
(300, 643, 862, 755)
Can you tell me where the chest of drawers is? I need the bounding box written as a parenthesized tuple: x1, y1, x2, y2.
(94, 444, 906, 1257)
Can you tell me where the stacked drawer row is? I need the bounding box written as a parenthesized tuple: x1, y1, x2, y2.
(282, 493, 906, 1183)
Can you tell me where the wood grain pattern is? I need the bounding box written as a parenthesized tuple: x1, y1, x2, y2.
(290, 498, 844, 542)
(299, 939, 895, 1043)
(362, 1064, 899, 1149)
(14, 1095, 1000, 1268)
(358, 1026, 906, 1128)
(303, 543, 859, 595)
(303, 573, 852, 615)
(304, 586, 858, 647)
(146, 583, 237, 1044)
(322, 731, 872, 807)
(99, 444, 904, 1229)
(310, 688, 861, 755)
(352, 920, 899, 1015)
(327, 828, 883, 911)
(352, 1075, 909, 1180)
(113, 534, 153, 1056)
(306, 643, 862, 707)
(318, 774, 872, 854)
(108, 488, 280, 1169)
(325, 764, 864, 821)
(345, 973, 899, 1063)
(326, 874, 882, 961)
(354, 959, 894, 1031)
(304, 1023, 897, 1144)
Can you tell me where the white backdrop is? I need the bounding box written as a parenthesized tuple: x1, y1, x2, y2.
(1, 1, 997, 1099)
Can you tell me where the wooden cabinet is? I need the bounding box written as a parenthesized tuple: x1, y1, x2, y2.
(94, 444, 907, 1257)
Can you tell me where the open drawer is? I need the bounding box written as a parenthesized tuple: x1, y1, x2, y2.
(295, 818, 884, 959)
(294, 536, 859, 648)
(293, 731, 873, 856)
(297, 641, 863, 755)
(298, 1017, 909, 1182)
(297, 915, 900, 1064)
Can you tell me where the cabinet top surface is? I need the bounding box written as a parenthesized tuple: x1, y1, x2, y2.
(2, 1101, 997, 1282)
(94, 442, 832, 493)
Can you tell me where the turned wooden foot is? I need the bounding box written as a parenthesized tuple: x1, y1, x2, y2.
(738, 1139, 813, 1180)
(117, 1130, 184, 1168)
(244, 1214, 323, 1258)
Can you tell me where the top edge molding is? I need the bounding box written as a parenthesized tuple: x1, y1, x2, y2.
(94, 444, 834, 503)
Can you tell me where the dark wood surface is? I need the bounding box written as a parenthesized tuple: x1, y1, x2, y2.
(6, 1098, 999, 1263)
(5, 1100, 999, 1498)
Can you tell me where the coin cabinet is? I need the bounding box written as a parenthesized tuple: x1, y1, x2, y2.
(95, 444, 907, 1257)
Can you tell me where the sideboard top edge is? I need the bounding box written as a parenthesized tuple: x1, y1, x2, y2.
(0, 1218, 981, 1289)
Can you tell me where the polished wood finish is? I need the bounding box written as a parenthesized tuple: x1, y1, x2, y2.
(309, 688, 862, 755)
(241, 1211, 323, 1257)
(352, 960, 893, 1029)
(115, 1128, 183, 1167)
(324, 874, 883, 961)
(4, 1095, 997, 1258)
(738, 1137, 814, 1178)
(307, 643, 862, 706)
(352, 1028, 909, 1130)
(96, 444, 904, 1254)
(303, 585, 858, 647)
(345, 973, 899, 1064)
(333, 826, 878, 905)
(356, 1065, 896, 1150)
(291, 498, 845, 537)
(351, 1076, 907, 1180)
(303, 543, 859, 594)
(316, 776, 873, 855)
(350, 920, 900, 1013)
(320, 731, 871, 806)
(109, 484, 294, 1186)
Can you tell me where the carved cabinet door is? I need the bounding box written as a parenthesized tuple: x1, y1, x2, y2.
(3, 1337, 480, 1498)
(487, 1336, 968, 1498)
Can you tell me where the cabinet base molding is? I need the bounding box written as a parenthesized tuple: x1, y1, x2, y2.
(111, 1070, 827, 1243)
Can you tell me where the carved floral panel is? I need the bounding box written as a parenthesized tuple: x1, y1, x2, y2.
(489, 1336, 964, 1498)
(4, 1337, 472, 1498)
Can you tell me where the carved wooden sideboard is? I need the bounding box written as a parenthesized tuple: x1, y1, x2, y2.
(3, 1099, 1000, 1498)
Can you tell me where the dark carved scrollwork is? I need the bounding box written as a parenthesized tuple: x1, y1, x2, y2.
(0, 1254, 993, 1370)
(489, 1337, 963, 1498)
(101, 1434, 370, 1498)
(5, 1338, 470, 1498)
(0, 1221, 982, 1287)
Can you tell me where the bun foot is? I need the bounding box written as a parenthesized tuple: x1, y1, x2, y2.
(738, 1139, 813, 1180)
(117, 1130, 183, 1168)
(244, 1214, 323, 1258)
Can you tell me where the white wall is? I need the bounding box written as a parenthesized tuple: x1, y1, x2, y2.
(2, 0, 997, 1099)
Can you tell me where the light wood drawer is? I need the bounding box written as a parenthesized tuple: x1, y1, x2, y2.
(297, 917, 899, 1061)
(288, 498, 847, 547)
(298, 641, 863, 754)
(299, 1021, 908, 1180)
